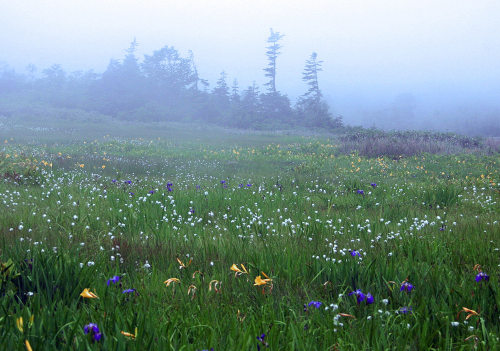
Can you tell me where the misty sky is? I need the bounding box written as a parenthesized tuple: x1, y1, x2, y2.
(1, 0, 500, 126)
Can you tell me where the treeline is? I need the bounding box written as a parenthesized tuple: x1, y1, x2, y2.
(0, 30, 342, 130)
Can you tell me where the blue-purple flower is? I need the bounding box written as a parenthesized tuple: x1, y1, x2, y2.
(357, 189, 364, 195)
(256, 333, 268, 350)
(308, 300, 322, 309)
(397, 306, 413, 314)
(475, 272, 489, 282)
(107, 275, 120, 286)
(370, 183, 377, 188)
(350, 250, 361, 257)
(400, 281, 414, 293)
(84, 323, 102, 341)
(122, 288, 136, 294)
(349, 289, 374, 304)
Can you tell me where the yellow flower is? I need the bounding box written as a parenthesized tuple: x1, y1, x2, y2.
(121, 328, 137, 339)
(254, 272, 272, 286)
(101, 165, 106, 169)
(16, 316, 23, 332)
(177, 258, 192, 269)
(230, 263, 248, 276)
(164, 278, 180, 286)
(79, 164, 84, 168)
(80, 288, 98, 299)
(25, 340, 33, 351)
(459, 307, 480, 320)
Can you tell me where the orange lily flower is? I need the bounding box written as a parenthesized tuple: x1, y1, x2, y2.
(230, 263, 248, 277)
(16, 317, 23, 332)
(164, 278, 180, 286)
(25, 340, 33, 351)
(177, 258, 192, 269)
(209, 280, 222, 293)
(80, 288, 98, 299)
(254, 272, 272, 286)
(121, 327, 138, 339)
(458, 307, 480, 320)
(187, 284, 197, 299)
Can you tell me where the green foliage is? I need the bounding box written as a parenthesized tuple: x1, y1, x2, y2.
(0, 125, 498, 350)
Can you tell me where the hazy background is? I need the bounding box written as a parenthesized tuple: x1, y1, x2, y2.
(1, 0, 499, 134)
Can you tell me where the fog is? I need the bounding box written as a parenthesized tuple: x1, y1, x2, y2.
(1, 0, 499, 135)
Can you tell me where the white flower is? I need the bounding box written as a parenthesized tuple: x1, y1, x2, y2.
(451, 322, 459, 327)
(382, 299, 389, 305)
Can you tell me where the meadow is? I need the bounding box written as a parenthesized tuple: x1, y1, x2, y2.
(0, 119, 499, 350)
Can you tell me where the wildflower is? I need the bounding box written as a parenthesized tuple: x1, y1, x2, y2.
(349, 250, 361, 257)
(458, 307, 480, 320)
(400, 281, 414, 293)
(451, 321, 459, 327)
(230, 263, 248, 276)
(121, 329, 137, 339)
(164, 278, 180, 286)
(254, 272, 272, 286)
(475, 272, 489, 282)
(209, 280, 222, 293)
(122, 288, 136, 294)
(371, 183, 377, 188)
(357, 189, 364, 195)
(397, 306, 413, 314)
(16, 317, 24, 332)
(187, 284, 197, 299)
(25, 340, 33, 351)
(84, 323, 102, 341)
(247, 184, 252, 187)
(256, 333, 269, 350)
(308, 301, 322, 309)
(177, 258, 192, 269)
(149, 190, 155, 194)
(220, 180, 226, 184)
(80, 288, 98, 299)
(349, 289, 374, 304)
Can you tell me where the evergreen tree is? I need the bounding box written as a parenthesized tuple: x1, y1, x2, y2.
(263, 28, 284, 93)
(230, 79, 240, 103)
(212, 71, 229, 100)
(302, 52, 323, 103)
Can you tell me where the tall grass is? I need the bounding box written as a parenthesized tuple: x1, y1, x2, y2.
(0, 123, 498, 350)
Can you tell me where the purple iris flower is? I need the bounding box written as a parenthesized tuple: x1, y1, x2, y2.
(239, 184, 244, 188)
(400, 281, 414, 293)
(398, 306, 413, 314)
(366, 293, 374, 304)
(84, 323, 102, 341)
(247, 184, 252, 187)
(350, 250, 361, 257)
(129, 192, 134, 196)
(349, 289, 374, 304)
(122, 288, 136, 294)
(357, 189, 364, 195)
(149, 190, 155, 194)
(107, 275, 120, 286)
(308, 301, 322, 309)
(189, 208, 195, 214)
(256, 333, 268, 350)
(220, 180, 226, 185)
(125, 180, 132, 185)
(475, 272, 489, 282)
(371, 183, 377, 188)
(112, 179, 117, 183)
